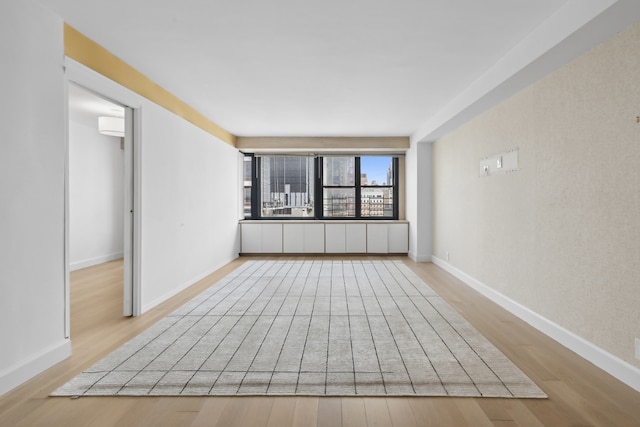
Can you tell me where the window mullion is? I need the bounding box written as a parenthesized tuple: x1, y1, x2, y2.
(355, 157, 361, 219)
(315, 157, 322, 219)
(393, 157, 399, 219)
(253, 156, 260, 219)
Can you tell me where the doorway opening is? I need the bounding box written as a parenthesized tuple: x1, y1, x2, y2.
(66, 82, 137, 335)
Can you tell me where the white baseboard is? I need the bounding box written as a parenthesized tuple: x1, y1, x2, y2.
(141, 255, 238, 314)
(431, 256, 640, 392)
(70, 252, 124, 271)
(408, 251, 432, 263)
(0, 339, 71, 397)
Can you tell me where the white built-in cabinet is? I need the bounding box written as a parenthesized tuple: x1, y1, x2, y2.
(283, 223, 325, 253)
(324, 223, 367, 253)
(388, 223, 410, 253)
(241, 222, 283, 253)
(366, 223, 388, 253)
(240, 221, 408, 254)
(324, 223, 346, 253)
(346, 223, 367, 253)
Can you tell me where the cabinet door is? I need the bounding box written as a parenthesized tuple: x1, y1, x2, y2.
(283, 223, 304, 252)
(345, 223, 366, 253)
(262, 223, 283, 253)
(366, 223, 388, 253)
(241, 223, 262, 253)
(388, 223, 408, 253)
(325, 223, 346, 253)
(303, 223, 325, 253)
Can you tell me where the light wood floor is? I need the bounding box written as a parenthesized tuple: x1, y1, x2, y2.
(1, 256, 639, 426)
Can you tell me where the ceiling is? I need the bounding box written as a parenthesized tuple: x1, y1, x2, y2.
(37, 0, 640, 142)
(68, 83, 124, 129)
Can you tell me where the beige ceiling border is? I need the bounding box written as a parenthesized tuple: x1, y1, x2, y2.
(236, 136, 410, 153)
(64, 24, 236, 147)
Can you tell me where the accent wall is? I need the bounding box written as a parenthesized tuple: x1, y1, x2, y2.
(431, 20, 640, 372)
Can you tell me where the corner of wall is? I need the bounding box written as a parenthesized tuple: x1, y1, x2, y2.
(408, 251, 432, 263)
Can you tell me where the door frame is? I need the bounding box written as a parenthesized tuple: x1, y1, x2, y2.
(64, 58, 143, 336)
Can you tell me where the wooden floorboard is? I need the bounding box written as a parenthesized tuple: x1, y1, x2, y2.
(1, 256, 639, 426)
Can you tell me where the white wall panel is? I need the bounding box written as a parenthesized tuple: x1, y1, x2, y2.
(140, 104, 240, 311)
(0, 0, 70, 396)
(69, 120, 124, 270)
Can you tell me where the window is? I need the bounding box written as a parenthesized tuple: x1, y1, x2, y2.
(322, 157, 356, 217)
(243, 156, 253, 218)
(322, 156, 396, 218)
(244, 154, 398, 220)
(259, 155, 315, 218)
(360, 156, 395, 218)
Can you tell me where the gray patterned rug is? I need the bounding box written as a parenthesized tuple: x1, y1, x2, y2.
(53, 260, 546, 398)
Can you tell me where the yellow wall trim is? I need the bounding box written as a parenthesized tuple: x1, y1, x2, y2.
(64, 24, 236, 146)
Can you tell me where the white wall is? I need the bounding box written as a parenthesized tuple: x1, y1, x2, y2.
(69, 120, 124, 270)
(64, 59, 241, 315)
(405, 141, 432, 262)
(0, 0, 241, 395)
(0, 0, 70, 396)
(140, 100, 241, 311)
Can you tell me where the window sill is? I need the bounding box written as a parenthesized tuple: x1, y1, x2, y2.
(239, 219, 408, 224)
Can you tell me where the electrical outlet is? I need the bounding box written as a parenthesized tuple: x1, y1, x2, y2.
(635, 338, 640, 360)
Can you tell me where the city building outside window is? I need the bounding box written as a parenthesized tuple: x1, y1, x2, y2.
(243, 156, 253, 218)
(322, 157, 356, 217)
(260, 155, 315, 218)
(360, 156, 395, 218)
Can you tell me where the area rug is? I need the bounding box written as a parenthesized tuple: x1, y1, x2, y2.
(53, 260, 546, 398)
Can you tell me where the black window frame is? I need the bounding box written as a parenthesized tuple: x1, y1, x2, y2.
(243, 153, 398, 220)
(243, 153, 259, 219)
(319, 156, 358, 219)
(359, 156, 398, 219)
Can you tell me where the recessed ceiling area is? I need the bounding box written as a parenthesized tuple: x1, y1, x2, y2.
(38, 0, 640, 141)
